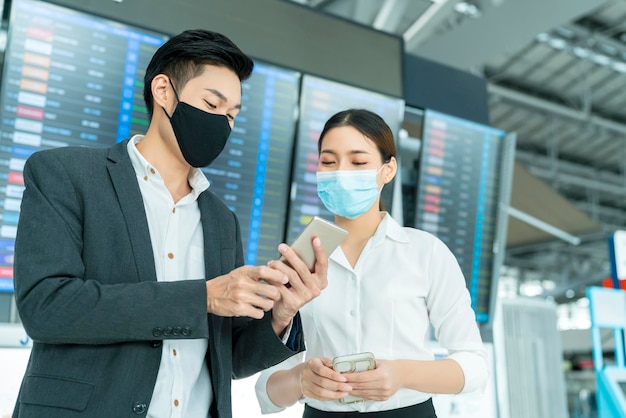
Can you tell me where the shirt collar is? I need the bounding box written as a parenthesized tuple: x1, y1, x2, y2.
(127, 135, 210, 198)
(372, 212, 410, 246)
(329, 212, 410, 267)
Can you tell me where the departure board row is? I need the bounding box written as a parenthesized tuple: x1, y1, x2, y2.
(415, 110, 505, 323)
(286, 75, 405, 243)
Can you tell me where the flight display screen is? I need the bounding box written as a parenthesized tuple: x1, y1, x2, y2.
(414, 110, 505, 322)
(0, 0, 300, 291)
(0, 0, 168, 292)
(286, 75, 405, 243)
(203, 63, 300, 266)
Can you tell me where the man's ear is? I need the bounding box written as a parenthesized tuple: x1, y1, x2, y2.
(151, 74, 171, 110)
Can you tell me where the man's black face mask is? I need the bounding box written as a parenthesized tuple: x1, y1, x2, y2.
(162, 80, 232, 168)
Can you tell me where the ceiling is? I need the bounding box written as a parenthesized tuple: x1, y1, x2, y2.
(286, 0, 626, 303)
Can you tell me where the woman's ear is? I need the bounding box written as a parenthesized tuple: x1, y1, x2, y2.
(383, 156, 398, 184)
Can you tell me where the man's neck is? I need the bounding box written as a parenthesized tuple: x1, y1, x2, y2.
(136, 129, 193, 203)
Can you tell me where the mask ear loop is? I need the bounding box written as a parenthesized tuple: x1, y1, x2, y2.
(376, 164, 388, 192)
(168, 77, 181, 103)
(162, 77, 181, 119)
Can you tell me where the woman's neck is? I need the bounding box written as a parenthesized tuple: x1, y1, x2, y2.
(335, 207, 384, 268)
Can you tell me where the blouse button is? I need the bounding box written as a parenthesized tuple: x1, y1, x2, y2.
(168, 253, 174, 259)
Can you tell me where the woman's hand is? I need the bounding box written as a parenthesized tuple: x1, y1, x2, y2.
(300, 357, 353, 401)
(341, 359, 404, 401)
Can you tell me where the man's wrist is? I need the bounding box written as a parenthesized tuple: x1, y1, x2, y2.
(271, 311, 294, 335)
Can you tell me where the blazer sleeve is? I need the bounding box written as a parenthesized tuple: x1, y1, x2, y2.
(223, 211, 305, 379)
(14, 150, 209, 345)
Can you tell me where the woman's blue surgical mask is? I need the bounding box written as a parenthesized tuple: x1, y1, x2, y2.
(316, 167, 384, 219)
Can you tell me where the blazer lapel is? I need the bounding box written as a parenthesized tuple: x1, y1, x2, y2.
(106, 140, 157, 283)
(198, 193, 224, 338)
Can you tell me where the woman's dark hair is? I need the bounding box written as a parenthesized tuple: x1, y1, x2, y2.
(143, 29, 254, 117)
(317, 109, 396, 163)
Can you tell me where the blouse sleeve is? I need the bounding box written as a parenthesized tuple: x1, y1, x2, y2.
(255, 351, 306, 414)
(425, 237, 488, 394)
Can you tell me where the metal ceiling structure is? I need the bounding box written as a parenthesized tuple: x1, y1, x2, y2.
(287, 0, 626, 303)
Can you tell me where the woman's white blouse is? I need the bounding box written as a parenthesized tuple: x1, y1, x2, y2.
(256, 213, 488, 413)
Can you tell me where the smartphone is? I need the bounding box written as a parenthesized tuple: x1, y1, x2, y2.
(332, 352, 376, 404)
(280, 216, 348, 270)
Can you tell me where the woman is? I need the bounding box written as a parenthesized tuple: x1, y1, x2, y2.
(256, 109, 487, 417)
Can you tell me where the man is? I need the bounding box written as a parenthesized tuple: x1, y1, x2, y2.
(12, 29, 327, 417)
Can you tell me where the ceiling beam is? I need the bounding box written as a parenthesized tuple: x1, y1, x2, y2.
(488, 83, 626, 135)
(353, 0, 379, 25)
(403, 0, 458, 51)
(508, 206, 581, 245)
(373, 0, 410, 32)
(412, 0, 610, 71)
(516, 151, 626, 194)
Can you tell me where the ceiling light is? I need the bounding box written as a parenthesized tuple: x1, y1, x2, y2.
(536, 33, 550, 43)
(590, 53, 611, 66)
(548, 38, 567, 50)
(520, 280, 544, 297)
(611, 61, 626, 73)
(454, 2, 481, 17)
(573, 47, 590, 58)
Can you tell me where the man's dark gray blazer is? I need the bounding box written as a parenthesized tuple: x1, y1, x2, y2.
(12, 140, 303, 417)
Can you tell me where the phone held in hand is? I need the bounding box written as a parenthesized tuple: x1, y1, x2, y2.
(280, 216, 348, 270)
(332, 352, 376, 404)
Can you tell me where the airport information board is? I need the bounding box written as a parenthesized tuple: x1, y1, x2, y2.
(414, 110, 505, 322)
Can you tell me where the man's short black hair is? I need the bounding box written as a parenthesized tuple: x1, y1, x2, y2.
(143, 29, 254, 117)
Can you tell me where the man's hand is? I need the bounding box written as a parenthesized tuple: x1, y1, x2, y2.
(205, 265, 288, 318)
(268, 236, 329, 334)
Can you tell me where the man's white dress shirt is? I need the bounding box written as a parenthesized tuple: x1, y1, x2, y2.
(128, 136, 212, 418)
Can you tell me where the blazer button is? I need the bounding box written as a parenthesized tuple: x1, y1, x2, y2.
(132, 401, 147, 414)
(173, 326, 182, 336)
(152, 328, 162, 337)
(182, 326, 192, 336)
(163, 327, 173, 337)
(150, 340, 162, 348)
